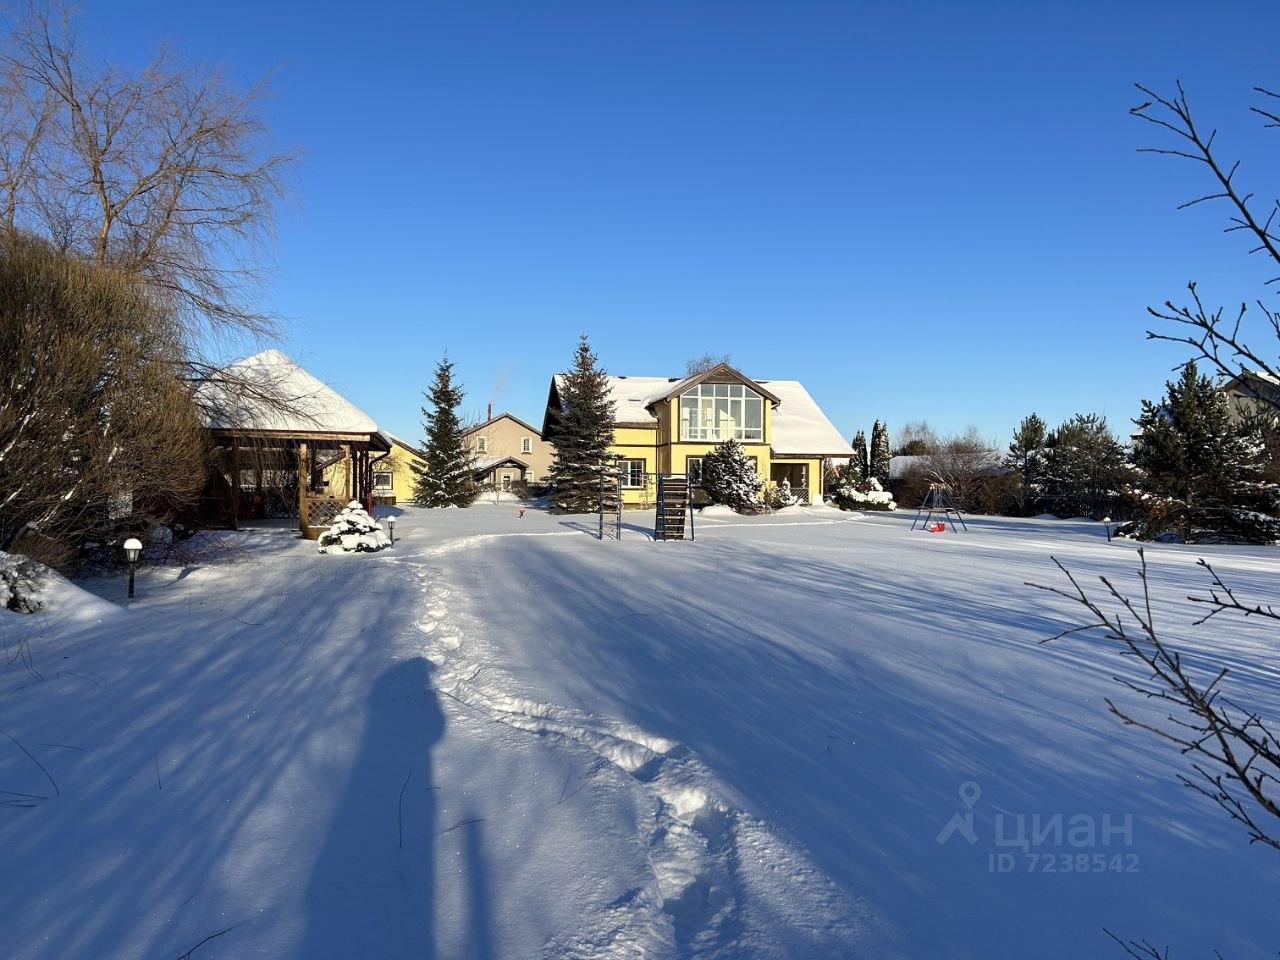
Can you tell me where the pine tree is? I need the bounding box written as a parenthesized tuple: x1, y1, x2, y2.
(1041, 413, 1125, 519)
(546, 334, 617, 512)
(869, 420, 891, 486)
(1008, 412, 1047, 515)
(852, 429, 869, 482)
(1131, 363, 1278, 542)
(701, 439, 764, 513)
(412, 355, 478, 508)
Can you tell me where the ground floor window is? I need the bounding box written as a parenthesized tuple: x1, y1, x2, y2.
(619, 459, 646, 488)
(373, 471, 393, 491)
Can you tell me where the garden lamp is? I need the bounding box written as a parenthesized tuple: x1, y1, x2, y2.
(386, 515, 396, 545)
(123, 537, 142, 598)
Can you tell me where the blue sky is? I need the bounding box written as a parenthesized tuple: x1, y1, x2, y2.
(69, 1, 1280, 448)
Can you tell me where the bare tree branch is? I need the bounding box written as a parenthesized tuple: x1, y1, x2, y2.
(1029, 549, 1280, 852)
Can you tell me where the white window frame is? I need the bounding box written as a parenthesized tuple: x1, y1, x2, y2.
(619, 459, 646, 488)
(373, 471, 394, 491)
(521, 437, 533, 454)
(678, 382, 764, 442)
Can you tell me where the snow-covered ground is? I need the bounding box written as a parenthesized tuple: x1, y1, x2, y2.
(2, 504, 1278, 958)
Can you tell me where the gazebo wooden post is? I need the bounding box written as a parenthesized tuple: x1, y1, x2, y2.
(230, 436, 241, 530)
(343, 445, 353, 501)
(298, 441, 310, 533)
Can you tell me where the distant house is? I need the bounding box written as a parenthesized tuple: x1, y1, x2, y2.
(541, 362, 853, 506)
(463, 412, 557, 491)
(888, 452, 1009, 483)
(381, 413, 555, 500)
(1222, 370, 1280, 422)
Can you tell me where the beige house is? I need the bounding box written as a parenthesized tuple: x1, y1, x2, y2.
(1223, 370, 1280, 422)
(463, 412, 557, 490)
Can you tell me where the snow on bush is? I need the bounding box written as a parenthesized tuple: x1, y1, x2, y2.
(1, 550, 45, 612)
(771, 477, 799, 509)
(317, 501, 391, 554)
(830, 475, 896, 512)
(701, 439, 765, 513)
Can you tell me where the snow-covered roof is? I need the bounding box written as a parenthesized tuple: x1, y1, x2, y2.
(385, 432, 425, 457)
(201, 349, 381, 435)
(754, 380, 854, 457)
(889, 451, 1009, 480)
(556, 372, 853, 457)
(472, 454, 529, 472)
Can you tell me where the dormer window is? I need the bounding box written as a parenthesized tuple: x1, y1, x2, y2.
(679, 382, 763, 442)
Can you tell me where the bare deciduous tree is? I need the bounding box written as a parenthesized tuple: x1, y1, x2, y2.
(1132, 81, 1280, 389)
(1, 1, 295, 345)
(1032, 551, 1280, 852)
(685, 353, 732, 377)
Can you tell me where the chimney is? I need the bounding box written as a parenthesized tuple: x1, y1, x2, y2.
(487, 402, 492, 421)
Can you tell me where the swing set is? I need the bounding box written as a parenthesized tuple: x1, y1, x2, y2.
(911, 482, 968, 533)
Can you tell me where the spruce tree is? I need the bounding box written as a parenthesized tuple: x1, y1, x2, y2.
(1131, 362, 1277, 542)
(701, 439, 764, 513)
(869, 420, 891, 486)
(1041, 413, 1125, 518)
(852, 429, 869, 482)
(546, 334, 616, 512)
(1008, 412, 1047, 515)
(412, 355, 478, 508)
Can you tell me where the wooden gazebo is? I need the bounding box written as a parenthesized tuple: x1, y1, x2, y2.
(201, 350, 391, 538)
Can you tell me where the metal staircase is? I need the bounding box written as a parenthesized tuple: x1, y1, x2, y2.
(655, 474, 694, 541)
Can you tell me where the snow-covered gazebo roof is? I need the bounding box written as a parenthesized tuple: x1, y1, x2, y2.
(200, 349, 387, 445)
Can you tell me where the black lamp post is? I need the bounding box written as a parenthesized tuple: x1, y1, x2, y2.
(123, 537, 142, 598)
(385, 515, 396, 545)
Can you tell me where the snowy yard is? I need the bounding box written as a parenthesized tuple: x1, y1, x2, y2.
(2, 504, 1278, 958)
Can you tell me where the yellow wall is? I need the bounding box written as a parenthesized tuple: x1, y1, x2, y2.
(380, 443, 423, 501)
(316, 442, 420, 504)
(607, 391, 819, 505)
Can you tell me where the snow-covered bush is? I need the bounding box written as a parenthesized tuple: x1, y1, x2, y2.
(701, 439, 765, 513)
(1, 551, 45, 612)
(830, 474, 897, 512)
(770, 477, 799, 509)
(318, 501, 391, 554)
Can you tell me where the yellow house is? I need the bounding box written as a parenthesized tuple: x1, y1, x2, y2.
(541, 362, 855, 507)
(355, 433, 425, 505)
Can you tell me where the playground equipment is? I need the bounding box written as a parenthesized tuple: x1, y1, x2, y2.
(597, 461, 623, 540)
(655, 474, 695, 541)
(911, 483, 968, 533)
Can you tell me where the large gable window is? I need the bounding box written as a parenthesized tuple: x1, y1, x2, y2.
(679, 382, 763, 442)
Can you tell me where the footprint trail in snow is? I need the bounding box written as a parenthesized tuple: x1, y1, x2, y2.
(402, 539, 877, 959)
